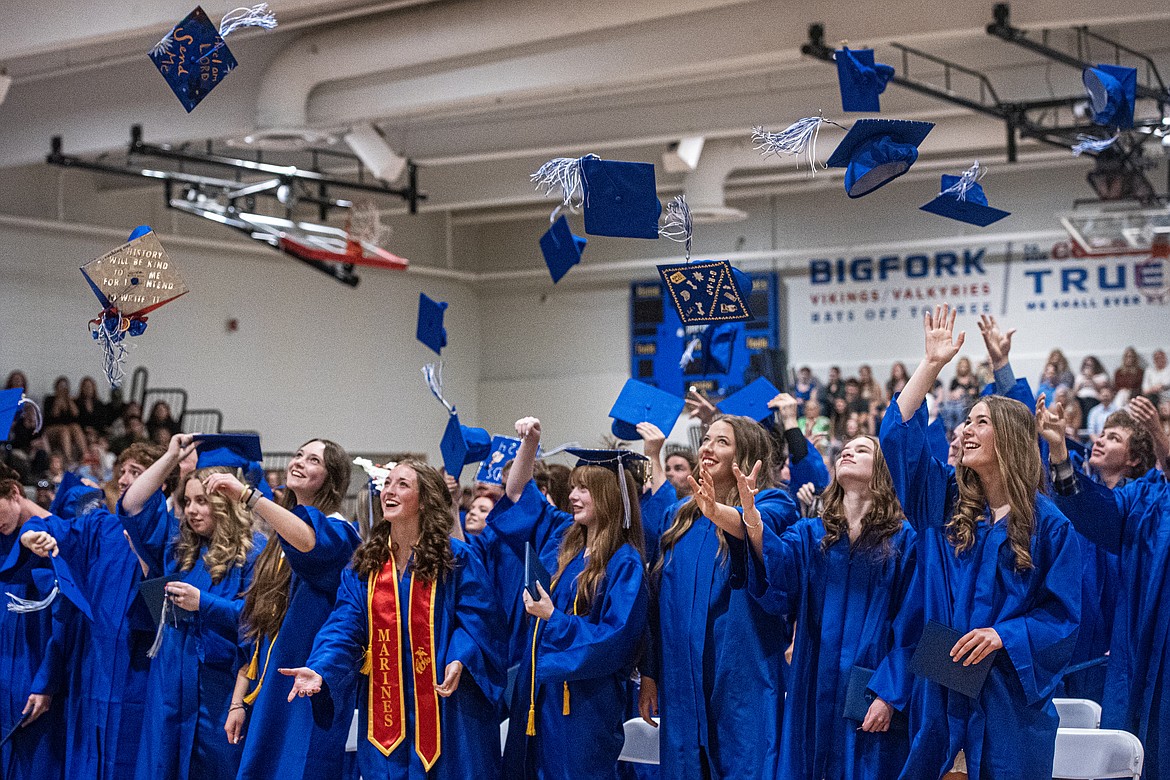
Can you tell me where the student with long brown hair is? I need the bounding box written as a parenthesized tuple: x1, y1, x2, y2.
(209, 439, 359, 780)
(486, 416, 648, 779)
(738, 435, 917, 778)
(880, 304, 1082, 780)
(118, 433, 266, 780)
(640, 413, 798, 780)
(282, 457, 506, 779)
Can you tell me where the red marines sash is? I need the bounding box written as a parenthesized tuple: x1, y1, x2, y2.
(367, 557, 441, 769)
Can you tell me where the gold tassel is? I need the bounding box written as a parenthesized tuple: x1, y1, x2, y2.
(360, 649, 371, 676)
(245, 645, 259, 680)
(526, 704, 537, 736)
(562, 682, 570, 716)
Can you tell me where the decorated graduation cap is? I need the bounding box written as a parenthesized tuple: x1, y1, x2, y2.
(919, 162, 1011, 227)
(421, 363, 491, 480)
(1083, 64, 1136, 129)
(540, 214, 588, 283)
(0, 388, 41, 443)
(658, 261, 752, 325)
(150, 4, 278, 112)
(608, 379, 687, 441)
(531, 154, 661, 239)
(717, 377, 781, 423)
(835, 47, 895, 113)
(475, 436, 526, 486)
(825, 118, 934, 198)
(416, 293, 448, 355)
(564, 448, 649, 528)
(4, 551, 95, 623)
(81, 226, 188, 388)
(193, 433, 272, 499)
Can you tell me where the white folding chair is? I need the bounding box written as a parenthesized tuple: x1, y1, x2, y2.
(1052, 727, 1143, 779)
(618, 717, 660, 765)
(1054, 698, 1103, 729)
(345, 708, 359, 752)
(500, 718, 509, 754)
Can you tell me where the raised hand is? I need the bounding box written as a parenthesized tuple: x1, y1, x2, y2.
(1034, 394, 1068, 463)
(768, 393, 800, 430)
(733, 462, 762, 528)
(977, 314, 1015, 370)
(923, 305, 966, 367)
(686, 463, 719, 519)
(1128, 395, 1170, 466)
(685, 388, 718, 425)
(514, 416, 542, 441)
(636, 422, 666, 460)
(278, 667, 323, 702)
(204, 472, 247, 503)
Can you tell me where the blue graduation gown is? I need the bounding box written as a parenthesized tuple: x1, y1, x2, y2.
(741, 517, 918, 779)
(236, 507, 360, 780)
(1052, 468, 1170, 779)
(646, 489, 798, 779)
(118, 491, 265, 780)
(0, 530, 66, 780)
(489, 483, 648, 780)
(879, 401, 1082, 780)
(307, 541, 506, 780)
(16, 493, 154, 780)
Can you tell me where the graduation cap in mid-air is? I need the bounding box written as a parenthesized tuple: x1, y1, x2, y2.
(416, 293, 449, 355)
(149, 4, 278, 112)
(825, 118, 934, 198)
(920, 162, 1011, 227)
(658, 260, 753, 325)
(440, 415, 493, 482)
(0, 388, 40, 443)
(835, 47, 895, 113)
(539, 215, 588, 283)
(531, 154, 662, 240)
(608, 379, 687, 441)
(81, 227, 188, 388)
(475, 436, 529, 487)
(717, 377, 781, 424)
(1083, 64, 1137, 129)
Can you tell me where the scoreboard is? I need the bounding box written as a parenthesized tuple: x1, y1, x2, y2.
(629, 271, 784, 398)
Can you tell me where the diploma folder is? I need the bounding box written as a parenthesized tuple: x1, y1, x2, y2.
(844, 665, 906, 730)
(910, 619, 998, 699)
(524, 542, 551, 601)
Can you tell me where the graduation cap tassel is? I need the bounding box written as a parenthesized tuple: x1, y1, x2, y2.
(147, 597, 173, 659)
(6, 584, 59, 614)
(1071, 132, 1120, 157)
(617, 458, 632, 529)
(940, 161, 984, 202)
(91, 318, 130, 389)
(660, 196, 693, 260)
(679, 335, 702, 369)
(219, 3, 278, 37)
(421, 363, 455, 414)
(536, 441, 581, 459)
(531, 157, 588, 210)
(752, 115, 841, 171)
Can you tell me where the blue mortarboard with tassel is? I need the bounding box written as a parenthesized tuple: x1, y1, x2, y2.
(1083, 64, 1136, 129)
(0, 388, 41, 443)
(563, 448, 648, 528)
(836, 47, 895, 113)
(416, 293, 448, 355)
(80, 226, 188, 389)
(825, 118, 934, 198)
(193, 433, 273, 499)
(149, 4, 277, 112)
(608, 379, 687, 441)
(717, 377, 781, 423)
(421, 363, 490, 480)
(658, 261, 752, 325)
(920, 162, 1011, 227)
(540, 214, 587, 283)
(3, 546, 95, 623)
(531, 154, 661, 240)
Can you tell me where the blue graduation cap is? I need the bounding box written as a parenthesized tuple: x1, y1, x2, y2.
(920, 164, 1010, 227)
(658, 260, 752, 325)
(836, 47, 895, 113)
(540, 215, 588, 283)
(149, 5, 277, 112)
(475, 435, 528, 486)
(564, 448, 649, 476)
(1083, 64, 1136, 129)
(825, 118, 934, 198)
(700, 321, 741, 375)
(717, 377, 781, 423)
(193, 433, 271, 498)
(608, 379, 687, 441)
(3, 553, 94, 623)
(440, 414, 492, 481)
(0, 388, 29, 443)
(416, 293, 448, 355)
(581, 157, 662, 239)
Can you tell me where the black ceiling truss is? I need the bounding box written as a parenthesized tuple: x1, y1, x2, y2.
(47, 125, 426, 286)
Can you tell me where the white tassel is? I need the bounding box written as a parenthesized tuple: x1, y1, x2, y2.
(1072, 132, 1120, 157)
(531, 156, 591, 210)
(940, 161, 984, 202)
(752, 115, 839, 170)
(537, 441, 580, 459)
(92, 322, 129, 389)
(353, 458, 392, 491)
(660, 196, 693, 260)
(617, 457, 632, 529)
(421, 363, 455, 414)
(18, 395, 43, 435)
(679, 336, 702, 369)
(147, 598, 172, 659)
(6, 584, 59, 614)
(219, 3, 278, 37)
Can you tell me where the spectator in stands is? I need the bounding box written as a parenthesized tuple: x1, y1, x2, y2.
(949, 356, 980, 407)
(33, 477, 55, 509)
(1113, 346, 1144, 402)
(819, 366, 846, 408)
(1036, 362, 1065, 402)
(1057, 386, 1085, 441)
(146, 401, 181, 442)
(107, 401, 142, 439)
(75, 376, 108, 436)
(1086, 383, 1121, 440)
(1143, 348, 1170, 405)
(885, 361, 910, 400)
(1074, 355, 1110, 418)
(830, 397, 851, 444)
(792, 366, 820, 403)
(1045, 348, 1076, 389)
(43, 376, 86, 464)
(857, 364, 884, 411)
(797, 398, 831, 444)
(110, 414, 149, 455)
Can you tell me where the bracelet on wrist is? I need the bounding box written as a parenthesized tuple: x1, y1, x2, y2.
(742, 515, 761, 530)
(245, 488, 262, 510)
